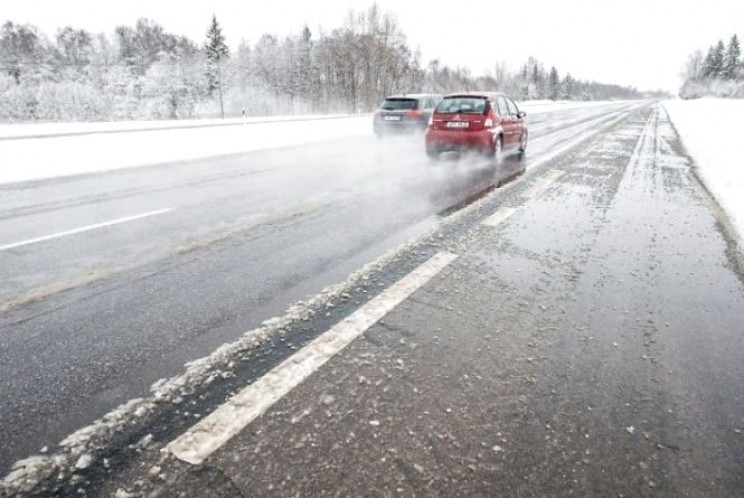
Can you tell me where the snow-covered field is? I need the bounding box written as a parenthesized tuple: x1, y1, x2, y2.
(0, 101, 621, 185)
(664, 98, 744, 241)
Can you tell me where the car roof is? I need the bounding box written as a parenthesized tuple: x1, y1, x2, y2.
(384, 93, 440, 100)
(444, 92, 509, 99)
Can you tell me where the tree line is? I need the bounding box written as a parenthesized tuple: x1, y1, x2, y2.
(1, 4, 655, 123)
(680, 34, 743, 98)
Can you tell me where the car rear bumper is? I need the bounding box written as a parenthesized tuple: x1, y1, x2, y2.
(425, 128, 495, 152)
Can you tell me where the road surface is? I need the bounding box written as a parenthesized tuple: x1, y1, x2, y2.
(0, 102, 631, 475)
(4, 102, 743, 497)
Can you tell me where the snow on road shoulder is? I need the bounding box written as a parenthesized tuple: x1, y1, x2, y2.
(0, 116, 372, 185)
(0, 113, 359, 140)
(664, 98, 744, 241)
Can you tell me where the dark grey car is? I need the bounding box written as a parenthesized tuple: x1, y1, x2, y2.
(373, 94, 442, 136)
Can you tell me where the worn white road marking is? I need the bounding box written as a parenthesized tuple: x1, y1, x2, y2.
(520, 170, 565, 200)
(482, 207, 517, 227)
(0, 208, 173, 252)
(168, 251, 459, 465)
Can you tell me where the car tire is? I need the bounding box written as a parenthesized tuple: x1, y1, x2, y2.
(493, 136, 503, 164)
(518, 131, 528, 154)
(426, 147, 440, 162)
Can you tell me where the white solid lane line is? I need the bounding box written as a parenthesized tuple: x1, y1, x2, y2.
(0, 208, 174, 252)
(168, 251, 459, 465)
(482, 207, 517, 228)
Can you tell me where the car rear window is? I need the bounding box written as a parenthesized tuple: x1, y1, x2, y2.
(380, 99, 418, 111)
(435, 97, 489, 114)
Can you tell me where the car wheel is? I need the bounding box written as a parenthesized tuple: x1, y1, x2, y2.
(519, 131, 528, 153)
(426, 147, 440, 162)
(493, 136, 503, 164)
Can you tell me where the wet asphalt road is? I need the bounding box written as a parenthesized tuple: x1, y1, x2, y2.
(1, 101, 643, 475)
(87, 103, 744, 497)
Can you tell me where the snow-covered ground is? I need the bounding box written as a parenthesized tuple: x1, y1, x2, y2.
(664, 98, 744, 241)
(0, 116, 372, 185)
(0, 101, 624, 185)
(0, 113, 359, 140)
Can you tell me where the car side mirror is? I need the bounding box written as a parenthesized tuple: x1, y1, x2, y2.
(518, 111, 527, 118)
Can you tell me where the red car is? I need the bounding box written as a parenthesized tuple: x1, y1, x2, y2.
(424, 92, 527, 161)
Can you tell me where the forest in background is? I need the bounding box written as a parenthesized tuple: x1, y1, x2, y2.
(0, 4, 662, 123)
(680, 34, 743, 99)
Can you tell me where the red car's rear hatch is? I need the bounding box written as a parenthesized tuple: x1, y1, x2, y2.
(430, 96, 490, 131)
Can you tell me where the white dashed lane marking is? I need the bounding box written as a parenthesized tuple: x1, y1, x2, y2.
(482, 207, 518, 227)
(520, 170, 565, 200)
(0, 208, 174, 252)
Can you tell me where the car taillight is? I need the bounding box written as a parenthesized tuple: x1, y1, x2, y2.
(405, 110, 423, 117)
(484, 118, 494, 128)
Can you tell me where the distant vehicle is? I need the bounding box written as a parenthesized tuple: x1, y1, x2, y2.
(424, 92, 527, 161)
(373, 94, 442, 136)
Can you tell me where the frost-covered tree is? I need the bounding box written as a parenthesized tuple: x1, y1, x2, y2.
(55, 27, 92, 67)
(711, 40, 726, 78)
(561, 73, 575, 100)
(701, 46, 715, 79)
(296, 25, 318, 110)
(681, 35, 744, 98)
(0, 7, 649, 123)
(205, 14, 229, 118)
(0, 21, 51, 84)
(232, 40, 253, 112)
(521, 57, 546, 99)
(723, 34, 741, 80)
(548, 66, 560, 100)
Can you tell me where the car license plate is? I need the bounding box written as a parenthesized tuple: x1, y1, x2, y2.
(446, 121, 469, 128)
(384, 116, 401, 121)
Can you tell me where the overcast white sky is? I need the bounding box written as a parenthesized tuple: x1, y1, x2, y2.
(3, 0, 744, 92)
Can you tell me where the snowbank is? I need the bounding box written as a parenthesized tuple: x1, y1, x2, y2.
(664, 98, 744, 240)
(0, 113, 360, 140)
(0, 116, 372, 185)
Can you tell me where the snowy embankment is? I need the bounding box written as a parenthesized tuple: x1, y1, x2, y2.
(0, 101, 616, 185)
(664, 98, 744, 241)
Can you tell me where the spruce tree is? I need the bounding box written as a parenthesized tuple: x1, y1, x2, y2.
(711, 40, 726, 79)
(205, 14, 229, 118)
(298, 25, 313, 107)
(548, 66, 560, 101)
(701, 46, 715, 79)
(723, 34, 741, 80)
(561, 73, 575, 99)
